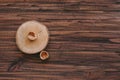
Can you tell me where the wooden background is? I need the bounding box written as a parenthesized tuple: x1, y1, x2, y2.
(0, 0, 120, 80)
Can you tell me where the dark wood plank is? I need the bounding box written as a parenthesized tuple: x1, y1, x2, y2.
(0, 0, 120, 80)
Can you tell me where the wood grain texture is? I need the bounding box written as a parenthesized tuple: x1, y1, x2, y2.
(0, 0, 120, 80)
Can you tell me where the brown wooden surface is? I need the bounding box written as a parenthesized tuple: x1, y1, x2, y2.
(0, 0, 120, 80)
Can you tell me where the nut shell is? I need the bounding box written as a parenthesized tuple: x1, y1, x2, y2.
(16, 21, 49, 54)
(40, 51, 49, 60)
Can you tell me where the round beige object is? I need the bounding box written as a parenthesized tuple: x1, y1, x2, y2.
(16, 21, 49, 54)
